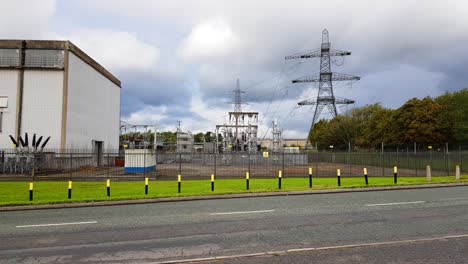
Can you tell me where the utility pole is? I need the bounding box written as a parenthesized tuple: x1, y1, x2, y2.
(286, 29, 360, 147)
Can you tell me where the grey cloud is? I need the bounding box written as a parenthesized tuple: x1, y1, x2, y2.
(18, 0, 468, 134)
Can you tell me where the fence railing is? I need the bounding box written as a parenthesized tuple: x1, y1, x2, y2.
(0, 149, 467, 181)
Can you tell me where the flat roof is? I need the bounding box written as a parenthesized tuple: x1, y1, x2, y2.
(0, 40, 121, 87)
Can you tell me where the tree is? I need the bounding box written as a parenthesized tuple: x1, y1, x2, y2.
(204, 132, 213, 143)
(308, 89, 467, 150)
(392, 97, 448, 145)
(194, 132, 205, 143)
(436, 88, 468, 144)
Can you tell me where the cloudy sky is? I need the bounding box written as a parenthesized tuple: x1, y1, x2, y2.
(3, 0, 468, 138)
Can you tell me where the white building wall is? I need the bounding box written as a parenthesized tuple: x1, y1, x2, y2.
(67, 52, 120, 150)
(21, 71, 64, 150)
(0, 70, 19, 149)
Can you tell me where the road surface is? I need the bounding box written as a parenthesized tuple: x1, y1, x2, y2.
(1, 186, 468, 263)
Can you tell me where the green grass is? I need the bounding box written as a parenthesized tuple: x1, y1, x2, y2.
(1, 176, 467, 207)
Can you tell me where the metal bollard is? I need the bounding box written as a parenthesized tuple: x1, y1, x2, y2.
(68, 180, 72, 199)
(337, 169, 341, 186)
(278, 170, 282, 189)
(309, 167, 313, 188)
(29, 182, 34, 201)
(145, 177, 149, 195)
(178, 175, 181, 193)
(106, 178, 111, 196)
(363, 168, 368, 185)
(211, 174, 215, 192)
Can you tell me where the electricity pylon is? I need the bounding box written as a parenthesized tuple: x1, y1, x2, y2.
(286, 29, 360, 147)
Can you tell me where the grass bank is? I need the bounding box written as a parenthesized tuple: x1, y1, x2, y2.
(0, 176, 466, 206)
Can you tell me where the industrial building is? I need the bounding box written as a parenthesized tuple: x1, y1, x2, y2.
(0, 40, 121, 151)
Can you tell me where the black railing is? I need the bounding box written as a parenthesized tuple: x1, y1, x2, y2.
(0, 148, 467, 182)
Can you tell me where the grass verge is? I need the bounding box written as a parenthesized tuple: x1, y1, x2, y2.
(0, 176, 467, 206)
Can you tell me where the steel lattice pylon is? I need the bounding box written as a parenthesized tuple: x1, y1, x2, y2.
(286, 29, 360, 147)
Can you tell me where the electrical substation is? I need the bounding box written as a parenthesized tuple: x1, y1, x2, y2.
(0, 29, 359, 175)
(215, 79, 260, 153)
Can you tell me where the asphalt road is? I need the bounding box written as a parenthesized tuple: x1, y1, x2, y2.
(1, 186, 468, 263)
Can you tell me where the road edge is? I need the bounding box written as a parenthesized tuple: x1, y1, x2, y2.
(1, 182, 467, 212)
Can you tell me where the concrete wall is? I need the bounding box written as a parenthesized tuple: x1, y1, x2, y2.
(21, 70, 64, 149)
(66, 52, 120, 150)
(0, 70, 19, 148)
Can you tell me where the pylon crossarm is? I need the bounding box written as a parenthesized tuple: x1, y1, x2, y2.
(285, 49, 351, 60)
(334, 97, 355, 104)
(298, 96, 354, 106)
(292, 72, 360, 83)
(285, 49, 321, 59)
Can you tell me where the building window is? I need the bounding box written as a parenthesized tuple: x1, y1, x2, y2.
(0, 112, 3, 133)
(25, 49, 64, 68)
(0, 49, 20, 67)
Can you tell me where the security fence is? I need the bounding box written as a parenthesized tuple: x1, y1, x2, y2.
(0, 149, 467, 181)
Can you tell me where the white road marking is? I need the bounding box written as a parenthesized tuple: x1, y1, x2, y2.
(16, 221, 98, 228)
(437, 197, 468, 201)
(210, 210, 275, 216)
(148, 234, 468, 264)
(365, 201, 425, 207)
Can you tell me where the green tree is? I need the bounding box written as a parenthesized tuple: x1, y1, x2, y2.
(436, 88, 468, 144)
(194, 132, 205, 143)
(392, 97, 448, 145)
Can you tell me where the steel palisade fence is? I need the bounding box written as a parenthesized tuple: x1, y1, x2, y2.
(0, 148, 467, 182)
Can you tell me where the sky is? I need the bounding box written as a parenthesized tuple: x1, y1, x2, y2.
(2, 0, 468, 139)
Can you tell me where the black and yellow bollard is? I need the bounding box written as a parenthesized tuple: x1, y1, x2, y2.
(178, 175, 181, 193)
(393, 166, 398, 184)
(363, 168, 368, 185)
(29, 182, 34, 201)
(145, 177, 149, 195)
(337, 169, 341, 187)
(309, 167, 313, 188)
(106, 178, 111, 196)
(211, 174, 215, 192)
(246, 172, 250, 190)
(68, 180, 72, 199)
(30, 166, 35, 201)
(278, 170, 282, 189)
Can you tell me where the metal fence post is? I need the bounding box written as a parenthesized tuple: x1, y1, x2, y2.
(248, 151, 251, 178)
(214, 152, 217, 180)
(282, 150, 285, 178)
(315, 152, 319, 178)
(29, 156, 35, 201)
(143, 150, 146, 180)
(447, 146, 450, 176)
(406, 148, 410, 174)
(381, 143, 384, 176)
(348, 146, 351, 177)
(179, 153, 182, 176)
(107, 152, 110, 178)
(459, 145, 462, 172)
(415, 152, 419, 177)
(69, 153, 73, 199)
